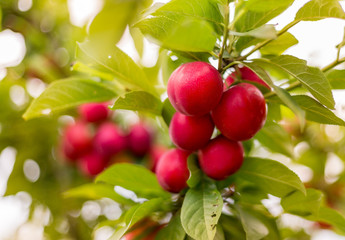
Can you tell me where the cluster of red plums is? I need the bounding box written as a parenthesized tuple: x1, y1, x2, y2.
(60, 102, 157, 177)
(156, 62, 268, 193)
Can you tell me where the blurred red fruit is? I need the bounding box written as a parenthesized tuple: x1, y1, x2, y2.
(78, 152, 107, 176)
(93, 122, 127, 157)
(128, 122, 152, 157)
(78, 102, 110, 123)
(62, 121, 93, 161)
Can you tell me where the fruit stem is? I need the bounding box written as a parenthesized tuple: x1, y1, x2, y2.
(218, 1, 230, 72)
(237, 20, 300, 61)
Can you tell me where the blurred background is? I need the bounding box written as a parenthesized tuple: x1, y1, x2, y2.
(1, 0, 345, 239)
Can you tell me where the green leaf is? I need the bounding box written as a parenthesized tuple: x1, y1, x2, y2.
(156, 211, 186, 240)
(243, 62, 306, 128)
(260, 32, 298, 55)
(255, 121, 294, 158)
(111, 91, 162, 115)
(295, 0, 345, 21)
(220, 215, 246, 239)
(181, 179, 223, 240)
(77, 40, 157, 95)
(246, 0, 294, 12)
(281, 189, 324, 217)
(235, 157, 306, 197)
(109, 198, 164, 240)
(88, 0, 138, 46)
(326, 69, 345, 89)
(23, 78, 116, 120)
(63, 183, 134, 205)
(96, 163, 169, 199)
(235, 6, 293, 32)
(292, 95, 345, 126)
(253, 55, 335, 109)
(187, 155, 202, 188)
(152, 0, 223, 28)
(136, 16, 218, 52)
(308, 206, 345, 234)
(161, 98, 176, 126)
(214, 225, 225, 240)
(231, 24, 277, 39)
(135, 0, 223, 52)
(236, 206, 269, 240)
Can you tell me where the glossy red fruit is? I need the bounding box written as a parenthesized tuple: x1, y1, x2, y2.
(78, 102, 110, 123)
(62, 121, 93, 161)
(79, 152, 107, 176)
(169, 112, 214, 151)
(199, 136, 244, 180)
(156, 149, 190, 193)
(93, 122, 127, 157)
(149, 145, 168, 172)
(167, 61, 223, 116)
(128, 122, 152, 157)
(224, 66, 270, 90)
(211, 83, 266, 141)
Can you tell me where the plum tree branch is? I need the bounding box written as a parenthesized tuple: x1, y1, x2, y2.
(218, 1, 230, 72)
(237, 20, 300, 61)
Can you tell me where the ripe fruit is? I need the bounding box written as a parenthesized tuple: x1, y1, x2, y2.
(156, 148, 190, 193)
(93, 122, 127, 157)
(78, 102, 110, 123)
(167, 61, 223, 116)
(62, 121, 93, 161)
(211, 83, 267, 141)
(127, 122, 152, 157)
(198, 136, 244, 180)
(78, 152, 107, 176)
(224, 66, 270, 90)
(169, 112, 214, 151)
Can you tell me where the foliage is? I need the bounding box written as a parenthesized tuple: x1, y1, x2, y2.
(2, 0, 345, 239)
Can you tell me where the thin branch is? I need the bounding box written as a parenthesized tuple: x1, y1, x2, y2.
(237, 20, 300, 61)
(218, 1, 230, 71)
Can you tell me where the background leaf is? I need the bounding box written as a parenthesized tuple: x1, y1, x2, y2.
(236, 206, 269, 240)
(156, 211, 186, 240)
(77, 41, 157, 95)
(326, 69, 345, 89)
(295, 0, 345, 21)
(292, 95, 345, 126)
(111, 91, 162, 115)
(281, 189, 324, 217)
(260, 32, 298, 55)
(23, 78, 116, 120)
(235, 157, 306, 197)
(96, 163, 169, 199)
(255, 121, 294, 158)
(64, 183, 135, 205)
(109, 198, 164, 240)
